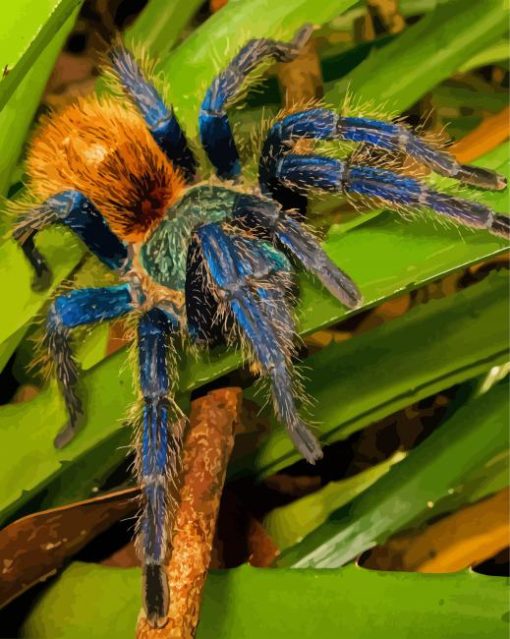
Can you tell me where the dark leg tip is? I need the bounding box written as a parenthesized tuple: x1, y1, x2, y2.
(292, 24, 314, 50)
(497, 174, 508, 190)
(459, 164, 507, 191)
(15, 233, 53, 291)
(53, 411, 84, 448)
(143, 564, 169, 629)
(491, 214, 510, 240)
(324, 262, 363, 309)
(31, 266, 53, 292)
(276, 25, 314, 62)
(290, 421, 324, 464)
(53, 423, 78, 448)
(338, 277, 364, 310)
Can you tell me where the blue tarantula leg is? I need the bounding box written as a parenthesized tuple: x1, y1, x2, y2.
(233, 194, 362, 308)
(260, 109, 507, 192)
(196, 222, 323, 463)
(47, 284, 136, 448)
(275, 154, 510, 239)
(13, 190, 129, 290)
(137, 307, 181, 628)
(199, 25, 313, 180)
(109, 46, 196, 182)
(339, 116, 506, 191)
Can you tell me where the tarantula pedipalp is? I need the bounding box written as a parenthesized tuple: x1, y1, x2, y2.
(13, 25, 508, 628)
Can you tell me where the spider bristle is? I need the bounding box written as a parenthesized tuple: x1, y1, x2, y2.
(340, 89, 400, 123)
(101, 39, 163, 104)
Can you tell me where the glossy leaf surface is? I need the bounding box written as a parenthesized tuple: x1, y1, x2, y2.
(20, 562, 509, 639)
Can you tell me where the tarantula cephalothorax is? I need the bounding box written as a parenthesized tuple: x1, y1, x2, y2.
(13, 25, 508, 627)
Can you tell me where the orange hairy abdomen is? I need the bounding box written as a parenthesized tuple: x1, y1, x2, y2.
(26, 96, 185, 242)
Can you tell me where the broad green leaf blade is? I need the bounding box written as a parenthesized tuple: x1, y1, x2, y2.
(0, 3, 82, 364)
(0, 6, 82, 197)
(0, 231, 83, 370)
(0, 7, 83, 368)
(459, 38, 510, 73)
(21, 562, 508, 639)
(264, 451, 406, 551)
(125, 0, 204, 56)
(0, 358, 132, 526)
(276, 380, 509, 568)
(0, 325, 27, 372)
(0, 0, 82, 113)
(327, 0, 509, 112)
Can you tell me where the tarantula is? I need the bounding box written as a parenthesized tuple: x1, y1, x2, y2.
(13, 25, 508, 627)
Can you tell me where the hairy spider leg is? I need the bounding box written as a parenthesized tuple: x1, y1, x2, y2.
(137, 307, 181, 628)
(233, 194, 362, 308)
(260, 109, 507, 193)
(275, 154, 510, 238)
(197, 222, 323, 463)
(46, 284, 135, 448)
(109, 47, 196, 182)
(13, 190, 129, 290)
(199, 25, 313, 180)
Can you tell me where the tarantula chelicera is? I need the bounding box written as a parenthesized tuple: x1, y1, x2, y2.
(13, 25, 508, 627)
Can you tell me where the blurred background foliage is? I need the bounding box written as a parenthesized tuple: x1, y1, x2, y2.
(0, 0, 508, 637)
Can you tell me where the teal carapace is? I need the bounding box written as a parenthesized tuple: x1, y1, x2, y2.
(140, 184, 237, 290)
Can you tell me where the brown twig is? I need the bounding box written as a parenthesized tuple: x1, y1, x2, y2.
(366, 0, 406, 35)
(277, 35, 324, 107)
(136, 388, 242, 639)
(356, 0, 405, 42)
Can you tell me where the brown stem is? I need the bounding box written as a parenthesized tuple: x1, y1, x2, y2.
(277, 36, 324, 107)
(366, 0, 406, 35)
(136, 387, 242, 639)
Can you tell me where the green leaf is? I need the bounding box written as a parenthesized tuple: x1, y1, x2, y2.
(0, 230, 83, 370)
(327, 0, 509, 112)
(0, 325, 28, 373)
(0, 4, 82, 196)
(263, 451, 406, 551)
(20, 562, 509, 639)
(0, 6, 83, 367)
(0, 355, 132, 525)
(124, 0, 204, 56)
(0, 2, 82, 365)
(276, 380, 509, 568)
(431, 84, 507, 113)
(459, 38, 510, 73)
(0, 0, 82, 112)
